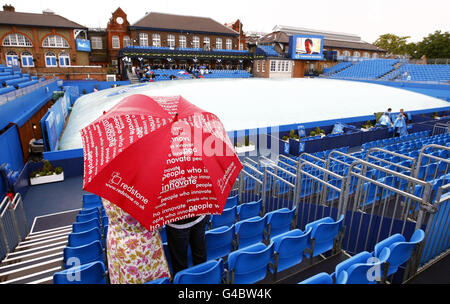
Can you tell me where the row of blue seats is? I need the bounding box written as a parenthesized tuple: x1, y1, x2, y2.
(362, 130, 430, 150)
(154, 214, 344, 284)
(300, 229, 425, 284)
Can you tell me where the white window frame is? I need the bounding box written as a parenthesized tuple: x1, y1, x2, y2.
(215, 38, 222, 50)
(3, 33, 32, 47)
(6, 51, 19, 67)
(256, 60, 260, 72)
(167, 34, 175, 48)
(91, 37, 102, 50)
(270, 60, 276, 72)
(58, 52, 70, 67)
(179, 35, 186, 48)
(192, 36, 200, 48)
(226, 38, 232, 50)
(45, 52, 58, 67)
(42, 35, 69, 48)
(261, 60, 265, 72)
(239, 42, 243, 51)
(152, 34, 160, 47)
(123, 36, 131, 48)
(21, 51, 34, 67)
(139, 33, 148, 47)
(203, 37, 210, 50)
(112, 35, 120, 49)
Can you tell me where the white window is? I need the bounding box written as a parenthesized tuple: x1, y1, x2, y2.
(363, 52, 370, 58)
(261, 60, 265, 72)
(239, 42, 243, 50)
(123, 36, 131, 48)
(179, 35, 186, 48)
(139, 33, 148, 47)
(45, 52, 57, 67)
(270, 60, 276, 72)
(215, 38, 222, 49)
(152, 34, 160, 47)
(203, 37, 210, 50)
(21, 52, 34, 67)
(226, 38, 232, 50)
(167, 35, 175, 48)
(42, 35, 69, 48)
(59, 52, 70, 67)
(343, 50, 351, 57)
(192, 36, 200, 48)
(112, 35, 120, 49)
(91, 37, 102, 50)
(256, 60, 260, 72)
(5, 51, 19, 67)
(353, 51, 361, 57)
(3, 33, 32, 47)
(372, 53, 379, 58)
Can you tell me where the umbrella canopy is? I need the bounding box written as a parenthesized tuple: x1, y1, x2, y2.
(81, 94, 242, 231)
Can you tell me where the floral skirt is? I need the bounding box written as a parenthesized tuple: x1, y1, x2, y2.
(103, 199, 171, 284)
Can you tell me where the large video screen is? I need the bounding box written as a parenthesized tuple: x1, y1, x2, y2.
(289, 35, 324, 60)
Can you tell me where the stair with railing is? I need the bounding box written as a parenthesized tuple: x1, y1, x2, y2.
(0, 194, 71, 284)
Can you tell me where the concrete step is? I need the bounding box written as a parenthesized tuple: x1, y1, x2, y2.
(14, 235, 68, 252)
(1, 266, 61, 284)
(1, 245, 65, 266)
(21, 230, 71, 246)
(0, 252, 63, 274)
(26, 226, 72, 241)
(0, 257, 63, 283)
(4, 240, 67, 260)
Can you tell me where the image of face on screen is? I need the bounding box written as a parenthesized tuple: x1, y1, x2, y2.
(296, 38, 321, 55)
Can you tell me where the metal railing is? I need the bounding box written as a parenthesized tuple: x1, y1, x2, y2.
(432, 122, 449, 136)
(0, 193, 28, 261)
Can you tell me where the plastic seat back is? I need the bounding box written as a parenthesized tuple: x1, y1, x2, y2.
(72, 218, 101, 233)
(76, 211, 100, 223)
(235, 216, 267, 249)
(272, 228, 311, 272)
(306, 215, 344, 257)
(68, 227, 102, 248)
(173, 259, 224, 284)
(63, 240, 104, 269)
(83, 194, 102, 209)
(237, 200, 262, 221)
(210, 205, 237, 229)
(298, 272, 333, 284)
(53, 261, 106, 284)
(227, 242, 274, 284)
(205, 225, 235, 261)
(145, 277, 171, 284)
(225, 195, 238, 209)
(265, 207, 295, 239)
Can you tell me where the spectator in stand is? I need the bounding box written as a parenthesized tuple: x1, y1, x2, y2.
(393, 109, 408, 137)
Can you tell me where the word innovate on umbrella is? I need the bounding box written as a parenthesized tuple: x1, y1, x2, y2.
(81, 94, 242, 232)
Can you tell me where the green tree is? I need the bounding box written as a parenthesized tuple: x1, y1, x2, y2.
(415, 31, 450, 59)
(373, 34, 411, 55)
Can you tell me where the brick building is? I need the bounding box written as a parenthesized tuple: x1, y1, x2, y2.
(0, 4, 107, 80)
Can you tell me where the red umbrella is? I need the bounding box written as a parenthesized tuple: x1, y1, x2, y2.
(80, 94, 242, 231)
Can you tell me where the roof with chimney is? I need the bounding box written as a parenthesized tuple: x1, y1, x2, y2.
(130, 12, 239, 36)
(0, 5, 86, 29)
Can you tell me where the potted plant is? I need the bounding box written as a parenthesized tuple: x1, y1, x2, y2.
(29, 160, 64, 186)
(361, 120, 375, 131)
(431, 112, 440, 119)
(234, 135, 255, 153)
(310, 127, 325, 138)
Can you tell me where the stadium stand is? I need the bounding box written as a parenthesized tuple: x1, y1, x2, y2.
(197, 69, 251, 79)
(395, 64, 450, 82)
(329, 59, 399, 80)
(323, 62, 353, 76)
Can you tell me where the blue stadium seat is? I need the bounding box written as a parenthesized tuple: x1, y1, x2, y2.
(72, 218, 101, 233)
(271, 228, 311, 273)
(237, 199, 262, 221)
(83, 194, 103, 209)
(227, 242, 274, 284)
(305, 214, 344, 258)
(373, 229, 425, 277)
(225, 195, 238, 209)
(145, 277, 171, 284)
(63, 240, 104, 269)
(335, 248, 390, 284)
(235, 216, 267, 249)
(298, 272, 334, 284)
(76, 211, 100, 223)
(264, 207, 295, 239)
(209, 205, 237, 229)
(68, 227, 103, 248)
(53, 261, 106, 284)
(173, 259, 224, 284)
(205, 225, 235, 261)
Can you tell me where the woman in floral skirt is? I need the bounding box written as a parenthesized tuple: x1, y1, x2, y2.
(102, 198, 171, 284)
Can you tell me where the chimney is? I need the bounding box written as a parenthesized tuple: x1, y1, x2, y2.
(3, 4, 15, 12)
(42, 8, 55, 15)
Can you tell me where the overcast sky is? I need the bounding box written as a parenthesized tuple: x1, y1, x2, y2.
(7, 0, 450, 43)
